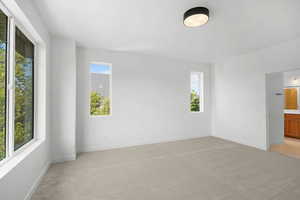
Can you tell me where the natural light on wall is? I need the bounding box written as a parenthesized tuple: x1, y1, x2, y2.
(90, 63, 111, 116)
(190, 72, 204, 112)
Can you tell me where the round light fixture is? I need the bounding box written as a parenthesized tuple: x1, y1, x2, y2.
(184, 7, 209, 27)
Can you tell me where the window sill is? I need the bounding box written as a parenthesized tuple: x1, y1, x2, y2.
(0, 139, 45, 180)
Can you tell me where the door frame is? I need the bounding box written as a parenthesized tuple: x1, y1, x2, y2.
(266, 68, 300, 150)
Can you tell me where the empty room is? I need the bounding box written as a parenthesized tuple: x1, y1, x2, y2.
(1, 0, 300, 199)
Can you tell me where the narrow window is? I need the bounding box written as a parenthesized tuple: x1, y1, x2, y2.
(90, 63, 111, 116)
(14, 27, 34, 150)
(0, 9, 7, 160)
(190, 72, 204, 112)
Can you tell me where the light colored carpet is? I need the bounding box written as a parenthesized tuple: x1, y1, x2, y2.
(31, 137, 300, 200)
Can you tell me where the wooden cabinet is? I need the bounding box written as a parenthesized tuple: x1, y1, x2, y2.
(285, 88, 298, 110)
(285, 114, 300, 139)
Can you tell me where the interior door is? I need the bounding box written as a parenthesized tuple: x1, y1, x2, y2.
(266, 72, 284, 148)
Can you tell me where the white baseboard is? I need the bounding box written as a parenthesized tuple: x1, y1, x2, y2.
(52, 154, 76, 164)
(24, 162, 50, 200)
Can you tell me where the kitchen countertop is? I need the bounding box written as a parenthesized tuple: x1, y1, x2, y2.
(284, 109, 300, 114)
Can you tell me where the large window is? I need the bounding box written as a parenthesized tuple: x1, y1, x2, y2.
(0, 9, 7, 161)
(0, 7, 35, 162)
(14, 27, 34, 150)
(90, 63, 111, 116)
(190, 72, 204, 112)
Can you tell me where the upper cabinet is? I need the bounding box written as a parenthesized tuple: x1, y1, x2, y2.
(285, 88, 298, 110)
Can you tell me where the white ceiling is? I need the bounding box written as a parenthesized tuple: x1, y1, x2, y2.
(33, 0, 300, 63)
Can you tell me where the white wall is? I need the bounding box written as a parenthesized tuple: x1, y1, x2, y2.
(51, 37, 77, 162)
(266, 72, 284, 147)
(77, 48, 212, 152)
(0, 0, 51, 200)
(284, 69, 300, 87)
(213, 37, 300, 150)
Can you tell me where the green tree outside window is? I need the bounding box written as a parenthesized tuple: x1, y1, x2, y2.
(90, 91, 110, 115)
(191, 90, 200, 112)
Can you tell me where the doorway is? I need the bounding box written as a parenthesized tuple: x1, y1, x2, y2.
(267, 69, 300, 159)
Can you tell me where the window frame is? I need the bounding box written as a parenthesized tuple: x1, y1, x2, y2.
(1, 3, 9, 163)
(13, 23, 36, 152)
(190, 71, 204, 113)
(0, 1, 11, 165)
(89, 62, 112, 117)
(0, 2, 37, 166)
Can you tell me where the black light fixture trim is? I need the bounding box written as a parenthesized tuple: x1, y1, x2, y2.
(184, 7, 209, 27)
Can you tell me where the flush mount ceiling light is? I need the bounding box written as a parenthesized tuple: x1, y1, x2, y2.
(184, 7, 209, 27)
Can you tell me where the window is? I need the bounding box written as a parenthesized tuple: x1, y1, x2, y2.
(0, 9, 8, 161)
(0, 7, 35, 162)
(190, 72, 204, 112)
(90, 63, 111, 116)
(14, 27, 34, 150)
